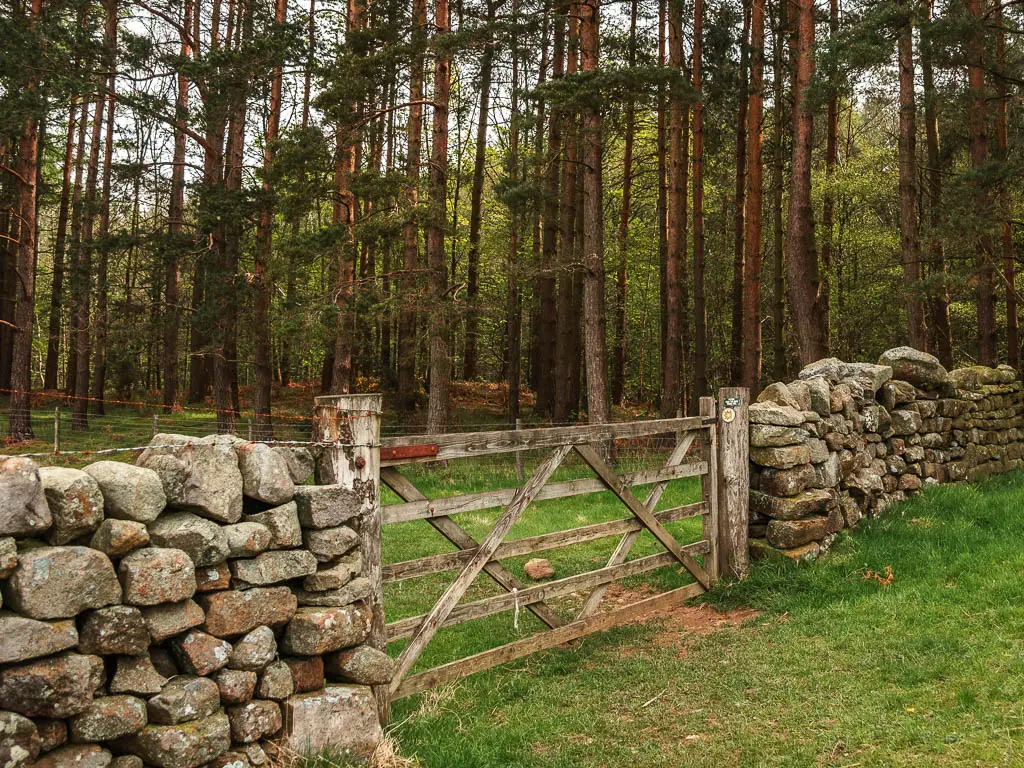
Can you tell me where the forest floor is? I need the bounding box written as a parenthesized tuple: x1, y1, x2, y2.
(383, 471, 1024, 768)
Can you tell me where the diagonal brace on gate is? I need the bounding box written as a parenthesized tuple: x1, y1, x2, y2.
(574, 443, 712, 594)
(380, 468, 566, 631)
(388, 444, 574, 693)
(576, 433, 700, 618)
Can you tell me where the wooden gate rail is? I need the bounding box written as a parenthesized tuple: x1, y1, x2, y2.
(313, 390, 750, 720)
(379, 415, 712, 465)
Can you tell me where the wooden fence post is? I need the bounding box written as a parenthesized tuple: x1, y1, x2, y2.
(716, 387, 749, 579)
(312, 393, 389, 724)
(698, 397, 719, 583)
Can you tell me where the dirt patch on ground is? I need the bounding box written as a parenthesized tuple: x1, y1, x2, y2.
(602, 583, 761, 657)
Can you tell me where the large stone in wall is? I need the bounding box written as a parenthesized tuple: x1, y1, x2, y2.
(879, 380, 918, 411)
(116, 711, 231, 768)
(303, 526, 359, 562)
(272, 447, 314, 485)
(2, 546, 120, 620)
(758, 464, 816, 497)
(949, 365, 1012, 391)
(109, 655, 168, 696)
(227, 700, 281, 744)
(198, 587, 297, 638)
(303, 551, 361, 592)
(281, 605, 372, 655)
(277, 686, 381, 765)
(766, 517, 829, 549)
(83, 462, 166, 523)
(0, 537, 15, 578)
(750, 445, 811, 470)
(749, 424, 809, 448)
(756, 382, 802, 410)
(228, 627, 276, 672)
(845, 363, 893, 393)
(0, 653, 104, 718)
(141, 599, 205, 643)
(258, 660, 294, 701)
(170, 631, 232, 676)
(748, 403, 804, 428)
(236, 444, 294, 505)
(293, 577, 371, 608)
(69, 695, 148, 741)
(0, 457, 52, 537)
(0, 613, 78, 664)
(37, 468, 104, 545)
(224, 523, 272, 559)
(241, 503, 301, 550)
(878, 347, 949, 389)
(890, 409, 923, 436)
(799, 358, 848, 383)
(324, 645, 394, 686)
(750, 489, 833, 521)
(119, 547, 197, 606)
(229, 550, 317, 587)
(147, 676, 221, 725)
(78, 606, 150, 655)
(812, 453, 842, 489)
(0, 711, 40, 768)
(293, 486, 362, 529)
(34, 744, 111, 768)
(148, 512, 230, 567)
(91, 519, 151, 557)
(137, 435, 243, 524)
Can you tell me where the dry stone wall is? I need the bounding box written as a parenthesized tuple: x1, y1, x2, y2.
(749, 347, 1024, 560)
(0, 434, 388, 768)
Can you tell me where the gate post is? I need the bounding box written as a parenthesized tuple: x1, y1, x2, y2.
(312, 393, 389, 724)
(716, 387, 750, 579)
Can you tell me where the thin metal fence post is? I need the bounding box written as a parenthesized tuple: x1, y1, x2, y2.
(152, 414, 159, 438)
(515, 418, 525, 483)
(53, 407, 60, 454)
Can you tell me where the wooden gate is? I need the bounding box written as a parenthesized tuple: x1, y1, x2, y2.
(313, 389, 749, 721)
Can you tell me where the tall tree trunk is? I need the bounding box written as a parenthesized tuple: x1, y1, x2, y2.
(553, 0, 579, 424)
(691, 0, 707, 404)
(506, 4, 522, 424)
(784, 0, 827, 365)
(898, 0, 927, 350)
(657, 0, 668, 397)
(741, 0, 764, 394)
(73, 91, 107, 430)
(91, 0, 118, 415)
(331, 0, 365, 394)
(730, 0, 751, 385)
(968, 0, 996, 366)
(425, 0, 452, 432)
(280, 0, 316, 388)
(397, 0, 427, 410)
(820, 0, 838, 349)
(463, 1, 496, 381)
(610, 0, 637, 406)
(920, 0, 951, 367)
(45, 101, 80, 391)
(536, 5, 564, 418)
(662, 0, 688, 417)
(7, 0, 43, 440)
(771, 0, 786, 380)
(165, 0, 192, 409)
(252, 0, 287, 435)
(994, 0, 1017, 367)
(0, 138, 17, 394)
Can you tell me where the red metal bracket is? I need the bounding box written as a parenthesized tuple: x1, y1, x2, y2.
(380, 444, 440, 461)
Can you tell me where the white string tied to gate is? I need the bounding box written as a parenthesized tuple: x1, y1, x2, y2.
(512, 587, 520, 632)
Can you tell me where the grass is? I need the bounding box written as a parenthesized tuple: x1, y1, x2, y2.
(385, 471, 1024, 767)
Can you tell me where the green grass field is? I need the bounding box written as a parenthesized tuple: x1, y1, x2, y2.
(385, 471, 1024, 768)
